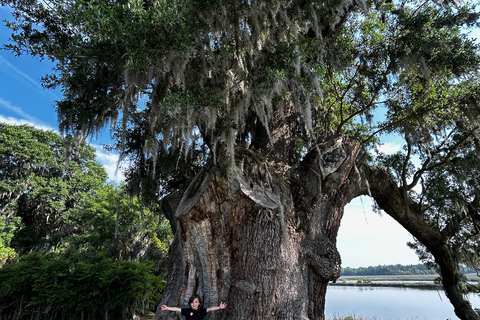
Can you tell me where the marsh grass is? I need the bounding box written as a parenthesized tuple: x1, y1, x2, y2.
(338, 274, 479, 282)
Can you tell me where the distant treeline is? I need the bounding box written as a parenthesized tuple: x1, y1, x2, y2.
(341, 264, 477, 276)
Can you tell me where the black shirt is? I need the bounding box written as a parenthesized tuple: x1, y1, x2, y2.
(181, 307, 207, 320)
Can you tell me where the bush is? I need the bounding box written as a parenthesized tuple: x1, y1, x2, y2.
(0, 253, 164, 320)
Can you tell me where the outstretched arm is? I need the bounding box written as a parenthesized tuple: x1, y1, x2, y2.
(207, 302, 227, 312)
(161, 305, 181, 312)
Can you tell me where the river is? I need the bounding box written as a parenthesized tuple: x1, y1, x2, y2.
(325, 285, 480, 320)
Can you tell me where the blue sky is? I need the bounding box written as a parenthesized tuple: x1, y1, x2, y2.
(0, 5, 448, 268)
(0, 6, 124, 182)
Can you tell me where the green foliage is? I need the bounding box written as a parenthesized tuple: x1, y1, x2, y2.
(61, 183, 172, 275)
(0, 123, 107, 252)
(357, 2, 480, 282)
(0, 124, 172, 318)
(0, 243, 16, 267)
(0, 123, 171, 264)
(0, 216, 20, 266)
(0, 253, 164, 320)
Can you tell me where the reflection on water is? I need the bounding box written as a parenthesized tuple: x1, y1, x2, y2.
(325, 285, 480, 320)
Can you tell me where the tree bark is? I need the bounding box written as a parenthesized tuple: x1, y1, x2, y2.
(362, 165, 480, 320)
(155, 135, 363, 320)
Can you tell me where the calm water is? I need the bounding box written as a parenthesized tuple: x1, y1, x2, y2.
(325, 285, 480, 320)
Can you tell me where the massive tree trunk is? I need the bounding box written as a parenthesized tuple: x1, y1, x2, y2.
(362, 165, 480, 320)
(155, 134, 480, 320)
(155, 135, 363, 320)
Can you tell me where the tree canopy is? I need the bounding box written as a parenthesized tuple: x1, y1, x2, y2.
(0, 123, 172, 265)
(2, 0, 479, 165)
(0, 123, 107, 253)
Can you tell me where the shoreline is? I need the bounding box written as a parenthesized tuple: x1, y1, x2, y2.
(329, 282, 443, 290)
(329, 273, 479, 290)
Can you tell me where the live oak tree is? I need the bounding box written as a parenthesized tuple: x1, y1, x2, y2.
(2, 0, 480, 319)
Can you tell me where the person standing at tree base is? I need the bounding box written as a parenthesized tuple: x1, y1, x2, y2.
(161, 294, 227, 320)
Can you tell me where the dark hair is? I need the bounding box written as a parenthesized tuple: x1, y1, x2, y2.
(189, 294, 202, 305)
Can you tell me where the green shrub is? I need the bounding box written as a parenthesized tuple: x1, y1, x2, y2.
(0, 253, 164, 320)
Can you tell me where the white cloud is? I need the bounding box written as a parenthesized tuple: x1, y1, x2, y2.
(1, 114, 124, 183)
(377, 142, 402, 155)
(92, 145, 125, 183)
(411, 182, 423, 194)
(0, 113, 56, 132)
